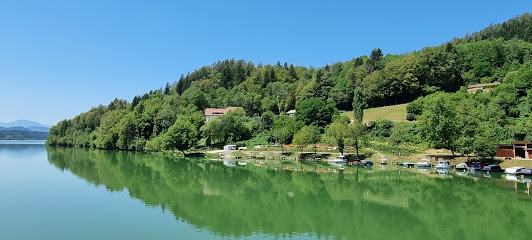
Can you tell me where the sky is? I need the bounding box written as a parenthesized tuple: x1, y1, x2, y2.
(0, 0, 530, 126)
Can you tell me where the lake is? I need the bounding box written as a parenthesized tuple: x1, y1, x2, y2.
(1, 142, 531, 239)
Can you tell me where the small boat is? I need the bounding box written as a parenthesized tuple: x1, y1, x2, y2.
(330, 155, 347, 167)
(403, 162, 415, 168)
(256, 153, 266, 159)
(237, 161, 248, 166)
(223, 160, 236, 167)
(471, 162, 482, 171)
(505, 166, 524, 174)
(416, 159, 431, 168)
(479, 165, 504, 172)
(517, 168, 532, 176)
(455, 162, 468, 170)
(363, 161, 374, 167)
(396, 162, 403, 166)
(437, 169, 450, 175)
(435, 161, 451, 169)
(380, 159, 388, 165)
(505, 174, 520, 181)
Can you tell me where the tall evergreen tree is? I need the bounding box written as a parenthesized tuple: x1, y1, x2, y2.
(352, 86, 364, 123)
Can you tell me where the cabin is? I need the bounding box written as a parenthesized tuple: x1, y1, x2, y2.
(467, 82, 501, 92)
(286, 109, 296, 117)
(496, 141, 532, 159)
(223, 145, 237, 151)
(204, 107, 246, 121)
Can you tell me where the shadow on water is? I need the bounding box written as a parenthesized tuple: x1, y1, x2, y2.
(46, 147, 532, 240)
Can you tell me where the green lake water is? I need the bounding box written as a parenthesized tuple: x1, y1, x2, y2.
(1, 142, 531, 239)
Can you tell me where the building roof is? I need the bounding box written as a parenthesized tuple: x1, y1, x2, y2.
(286, 109, 296, 114)
(467, 82, 501, 89)
(204, 107, 245, 116)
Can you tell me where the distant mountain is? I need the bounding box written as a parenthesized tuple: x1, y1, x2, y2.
(0, 120, 49, 132)
(0, 130, 48, 140)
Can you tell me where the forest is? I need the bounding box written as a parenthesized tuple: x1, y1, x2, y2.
(47, 13, 532, 158)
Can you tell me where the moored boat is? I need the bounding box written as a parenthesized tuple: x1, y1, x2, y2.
(416, 159, 431, 168)
(363, 161, 374, 167)
(223, 160, 236, 167)
(505, 166, 524, 174)
(517, 168, 532, 175)
(330, 155, 347, 167)
(403, 162, 415, 168)
(437, 169, 450, 175)
(237, 161, 248, 166)
(455, 162, 468, 170)
(479, 164, 504, 172)
(380, 159, 388, 165)
(435, 161, 451, 169)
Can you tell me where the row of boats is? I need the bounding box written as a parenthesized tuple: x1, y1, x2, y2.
(332, 156, 532, 176)
(394, 159, 532, 175)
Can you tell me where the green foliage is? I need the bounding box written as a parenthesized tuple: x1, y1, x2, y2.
(0, 131, 48, 140)
(406, 97, 424, 121)
(368, 119, 394, 139)
(419, 93, 458, 153)
(164, 118, 198, 155)
(295, 98, 337, 128)
(352, 86, 364, 123)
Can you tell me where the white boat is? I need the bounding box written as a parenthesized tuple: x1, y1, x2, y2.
(455, 162, 468, 170)
(435, 161, 451, 169)
(330, 155, 347, 166)
(380, 159, 388, 165)
(237, 161, 248, 166)
(403, 162, 415, 168)
(505, 174, 519, 181)
(416, 159, 431, 168)
(223, 160, 236, 167)
(437, 169, 450, 175)
(505, 166, 524, 174)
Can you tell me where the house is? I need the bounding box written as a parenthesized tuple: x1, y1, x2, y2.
(495, 141, 532, 159)
(467, 82, 501, 92)
(204, 107, 246, 121)
(286, 109, 296, 117)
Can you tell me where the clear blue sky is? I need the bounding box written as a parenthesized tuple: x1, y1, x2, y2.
(0, 0, 530, 126)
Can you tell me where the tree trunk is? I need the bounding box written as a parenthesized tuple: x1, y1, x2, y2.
(355, 139, 359, 157)
(397, 143, 401, 156)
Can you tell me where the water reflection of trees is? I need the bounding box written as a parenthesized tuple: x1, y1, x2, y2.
(47, 147, 532, 240)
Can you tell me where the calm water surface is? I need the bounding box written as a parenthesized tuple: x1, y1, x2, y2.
(1, 143, 531, 239)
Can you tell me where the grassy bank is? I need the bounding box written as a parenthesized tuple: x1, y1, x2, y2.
(342, 104, 408, 122)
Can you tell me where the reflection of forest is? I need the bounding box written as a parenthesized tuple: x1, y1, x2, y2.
(47, 147, 532, 240)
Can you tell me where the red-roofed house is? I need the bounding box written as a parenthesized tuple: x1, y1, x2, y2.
(204, 107, 245, 121)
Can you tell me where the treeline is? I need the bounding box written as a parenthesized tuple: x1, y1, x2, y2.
(0, 130, 48, 140)
(48, 13, 532, 156)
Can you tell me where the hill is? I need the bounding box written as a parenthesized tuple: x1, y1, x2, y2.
(47, 13, 532, 154)
(0, 120, 49, 129)
(0, 130, 48, 140)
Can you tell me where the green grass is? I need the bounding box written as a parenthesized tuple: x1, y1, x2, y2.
(342, 104, 408, 122)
